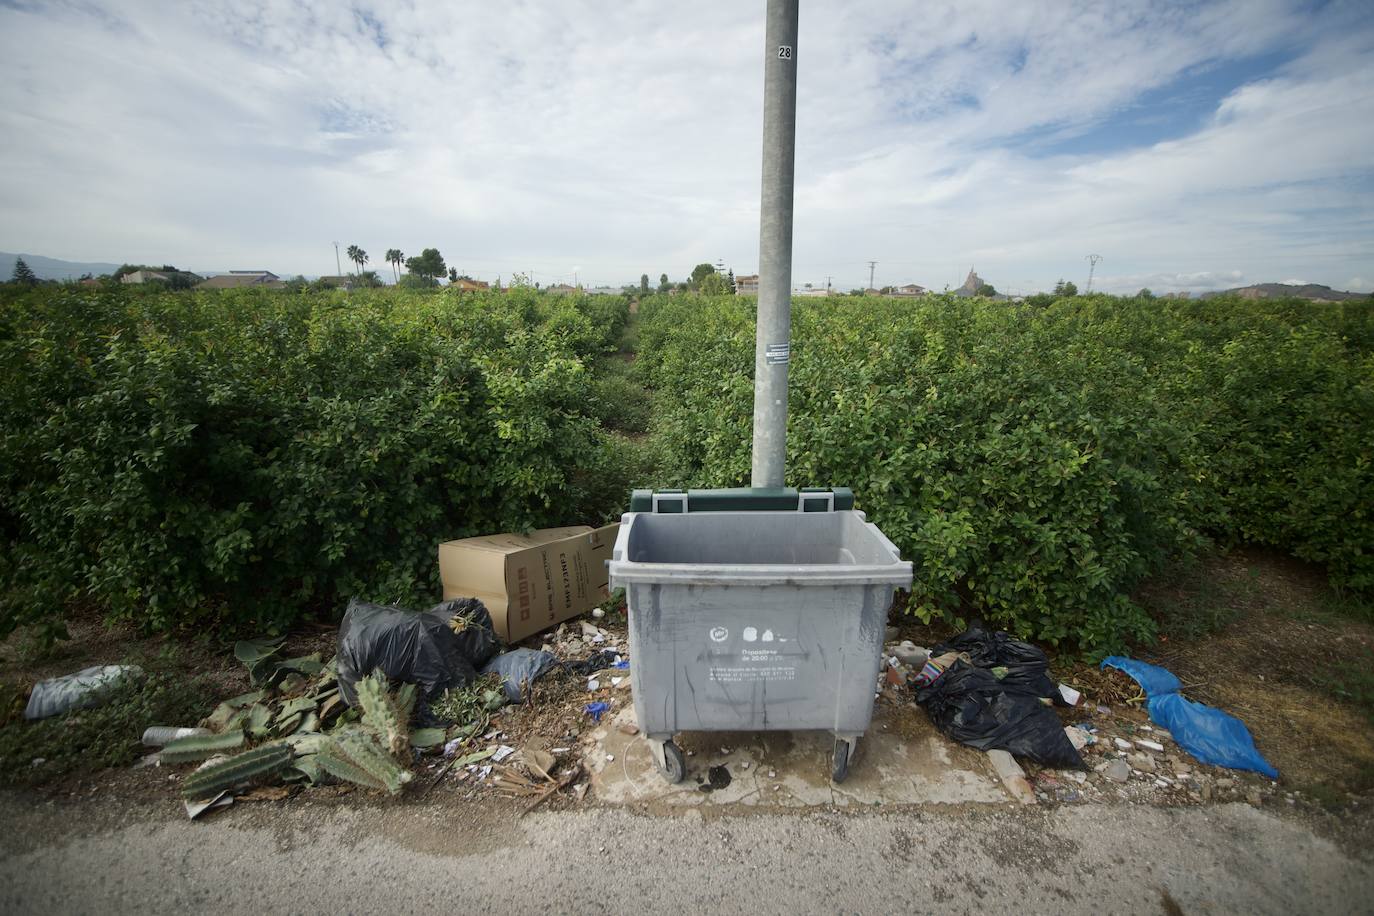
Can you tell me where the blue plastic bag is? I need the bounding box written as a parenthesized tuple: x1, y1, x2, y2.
(481, 648, 557, 703)
(1102, 656, 1278, 778)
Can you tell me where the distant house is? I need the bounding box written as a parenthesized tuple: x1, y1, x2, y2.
(121, 269, 171, 285)
(544, 283, 578, 295)
(795, 287, 832, 297)
(449, 278, 490, 292)
(197, 270, 284, 290)
(121, 268, 202, 286)
(735, 274, 759, 295)
(888, 283, 927, 297)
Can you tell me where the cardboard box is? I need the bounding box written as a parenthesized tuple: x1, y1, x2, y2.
(438, 524, 619, 643)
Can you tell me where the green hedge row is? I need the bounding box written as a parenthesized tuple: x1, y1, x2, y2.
(0, 285, 632, 643)
(635, 293, 1373, 654)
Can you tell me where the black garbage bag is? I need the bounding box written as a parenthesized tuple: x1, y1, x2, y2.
(930, 622, 1058, 699)
(560, 648, 622, 676)
(336, 597, 501, 707)
(916, 660, 1084, 767)
(430, 597, 501, 669)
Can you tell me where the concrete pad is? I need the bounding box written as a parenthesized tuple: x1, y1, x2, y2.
(584, 701, 1007, 808)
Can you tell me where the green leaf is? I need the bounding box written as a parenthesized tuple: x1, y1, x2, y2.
(409, 727, 447, 749)
(234, 637, 285, 685)
(247, 703, 272, 738)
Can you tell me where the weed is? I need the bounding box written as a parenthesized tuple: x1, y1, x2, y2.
(0, 669, 215, 786)
(1298, 781, 1351, 810)
(1308, 650, 1374, 722)
(431, 675, 505, 733)
(1140, 560, 1258, 643)
(1317, 594, 1374, 626)
(590, 372, 652, 434)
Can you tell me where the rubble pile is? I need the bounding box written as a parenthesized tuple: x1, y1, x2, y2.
(150, 601, 635, 818)
(878, 626, 1280, 809)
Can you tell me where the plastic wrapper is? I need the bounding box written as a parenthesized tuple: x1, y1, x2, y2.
(24, 664, 145, 720)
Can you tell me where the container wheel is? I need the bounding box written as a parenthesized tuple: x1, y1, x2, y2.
(831, 739, 851, 784)
(660, 741, 687, 784)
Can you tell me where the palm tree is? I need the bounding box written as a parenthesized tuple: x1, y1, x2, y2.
(385, 248, 403, 284)
(345, 245, 367, 276)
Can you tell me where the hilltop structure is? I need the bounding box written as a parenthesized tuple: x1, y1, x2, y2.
(952, 267, 990, 297)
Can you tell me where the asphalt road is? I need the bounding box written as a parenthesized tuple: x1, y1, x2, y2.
(3, 793, 1372, 915)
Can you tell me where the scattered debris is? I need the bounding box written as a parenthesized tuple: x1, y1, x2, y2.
(239, 785, 293, 802)
(698, 765, 732, 792)
(520, 747, 556, 778)
(584, 702, 610, 722)
(889, 640, 929, 667)
(987, 749, 1037, 805)
(1128, 752, 1156, 774)
(142, 726, 210, 747)
(185, 791, 234, 821)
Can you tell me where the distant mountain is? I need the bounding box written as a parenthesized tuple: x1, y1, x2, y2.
(1201, 283, 1368, 302)
(1, 252, 123, 282)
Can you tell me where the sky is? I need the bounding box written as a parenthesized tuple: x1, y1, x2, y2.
(1, 0, 1372, 294)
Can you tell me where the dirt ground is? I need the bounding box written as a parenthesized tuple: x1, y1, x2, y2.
(1132, 548, 1374, 797)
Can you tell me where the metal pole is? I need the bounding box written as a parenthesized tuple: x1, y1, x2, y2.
(751, 0, 799, 489)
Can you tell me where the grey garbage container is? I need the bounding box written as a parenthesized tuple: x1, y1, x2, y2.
(608, 497, 913, 783)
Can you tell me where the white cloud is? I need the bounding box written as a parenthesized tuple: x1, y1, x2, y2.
(0, 0, 1370, 292)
